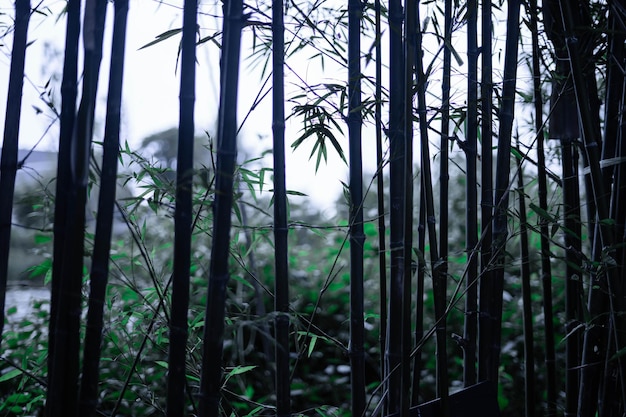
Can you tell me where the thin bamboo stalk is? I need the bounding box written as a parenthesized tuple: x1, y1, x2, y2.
(79, 0, 128, 414)
(561, 139, 584, 417)
(464, 0, 479, 388)
(478, 0, 494, 383)
(386, 0, 406, 408)
(486, 0, 521, 383)
(48, 0, 106, 414)
(432, 0, 451, 403)
(348, 0, 366, 412)
(527, 0, 557, 413)
(272, 0, 290, 414)
(374, 0, 388, 402)
(438, 0, 451, 377)
(0, 0, 30, 347)
(411, 184, 426, 406)
(402, 0, 415, 414)
(415, 2, 446, 411)
(166, 0, 197, 414)
(198, 0, 244, 413)
(517, 155, 535, 417)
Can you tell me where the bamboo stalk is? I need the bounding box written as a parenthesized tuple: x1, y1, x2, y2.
(47, 4, 81, 409)
(464, 0, 479, 388)
(79, 0, 128, 414)
(386, 0, 406, 408)
(561, 139, 584, 417)
(438, 0, 452, 381)
(348, 0, 366, 412)
(517, 152, 536, 417)
(272, 0, 291, 414)
(374, 0, 388, 403)
(403, 0, 415, 413)
(198, 0, 244, 413)
(0, 0, 30, 347)
(412, 184, 426, 406)
(47, 0, 106, 414)
(486, 0, 521, 383)
(527, 0, 557, 413)
(478, 0, 494, 383)
(432, 0, 451, 403)
(166, 0, 197, 414)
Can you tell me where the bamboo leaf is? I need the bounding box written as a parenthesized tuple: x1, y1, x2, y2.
(138, 28, 182, 50)
(0, 369, 23, 383)
(529, 202, 557, 223)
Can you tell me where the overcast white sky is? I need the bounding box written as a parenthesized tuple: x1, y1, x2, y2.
(1, 0, 520, 216)
(0, 0, 359, 214)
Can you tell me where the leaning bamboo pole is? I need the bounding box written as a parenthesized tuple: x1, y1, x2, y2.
(79, 0, 128, 414)
(198, 0, 244, 413)
(166, 0, 197, 414)
(0, 0, 30, 348)
(272, 0, 291, 414)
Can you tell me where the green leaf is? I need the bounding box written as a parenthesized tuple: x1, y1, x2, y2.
(155, 360, 169, 369)
(0, 368, 23, 383)
(529, 203, 557, 223)
(34, 233, 52, 244)
(138, 28, 182, 50)
(227, 365, 257, 377)
(308, 335, 318, 357)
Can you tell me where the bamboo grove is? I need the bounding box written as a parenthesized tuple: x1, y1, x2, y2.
(1, 0, 626, 416)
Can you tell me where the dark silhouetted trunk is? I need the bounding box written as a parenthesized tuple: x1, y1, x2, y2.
(0, 0, 30, 347)
(79, 0, 128, 414)
(465, 0, 479, 388)
(198, 0, 244, 413)
(348, 0, 366, 412)
(484, 0, 521, 383)
(386, 0, 405, 409)
(48, 0, 106, 414)
(527, 0, 557, 413)
(166, 0, 197, 415)
(272, 0, 291, 413)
